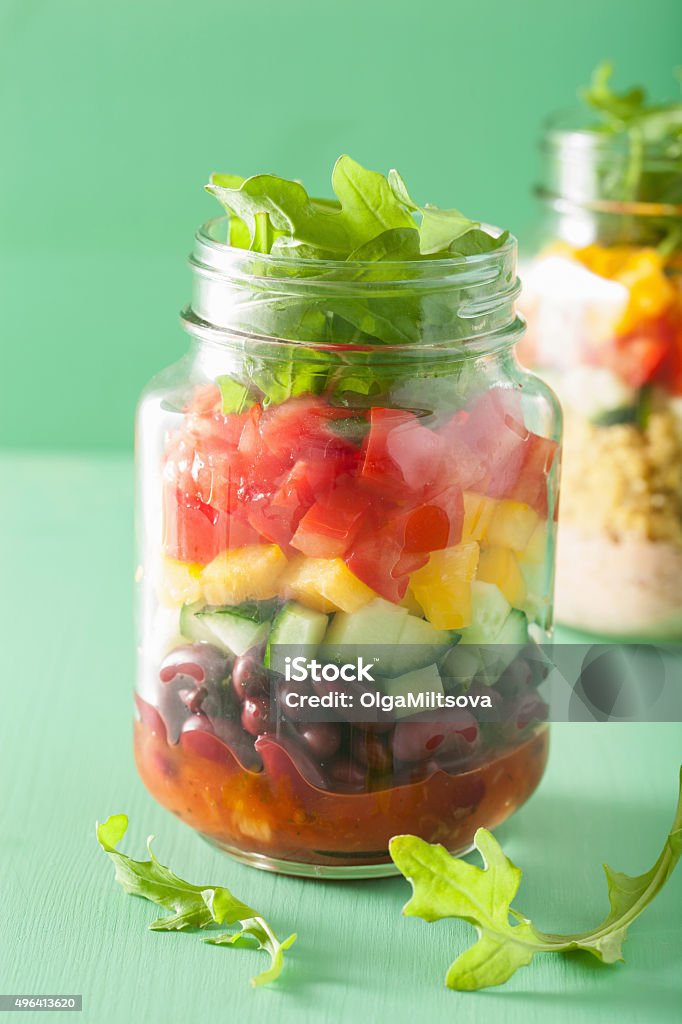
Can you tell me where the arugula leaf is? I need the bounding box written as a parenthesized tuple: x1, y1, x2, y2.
(204, 157, 508, 388)
(449, 229, 510, 257)
(387, 169, 478, 254)
(210, 174, 251, 247)
(348, 226, 421, 262)
(578, 64, 682, 218)
(216, 375, 254, 415)
(331, 155, 416, 243)
(208, 155, 414, 261)
(246, 346, 335, 405)
(390, 766, 682, 991)
(204, 919, 297, 988)
(97, 814, 296, 987)
(582, 62, 647, 124)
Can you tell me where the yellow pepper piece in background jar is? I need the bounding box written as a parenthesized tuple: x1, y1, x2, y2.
(574, 244, 676, 336)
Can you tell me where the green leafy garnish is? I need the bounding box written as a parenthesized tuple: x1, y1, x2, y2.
(208, 156, 415, 260)
(390, 766, 682, 991)
(204, 157, 509, 402)
(207, 155, 503, 265)
(245, 346, 334, 405)
(579, 63, 682, 213)
(387, 169, 478, 254)
(96, 814, 296, 987)
(216, 375, 254, 415)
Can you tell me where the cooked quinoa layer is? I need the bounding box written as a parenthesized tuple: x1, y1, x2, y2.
(561, 408, 682, 544)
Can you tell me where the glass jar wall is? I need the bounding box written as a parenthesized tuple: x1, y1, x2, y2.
(134, 219, 561, 876)
(520, 121, 682, 637)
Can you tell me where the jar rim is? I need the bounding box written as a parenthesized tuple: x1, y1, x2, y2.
(184, 217, 522, 352)
(192, 216, 516, 278)
(542, 108, 682, 168)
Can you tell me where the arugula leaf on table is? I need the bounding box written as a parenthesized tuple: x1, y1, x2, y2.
(96, 814, 296, 987)
(390, 766, 682, 991)
(204, 917, 296, 988)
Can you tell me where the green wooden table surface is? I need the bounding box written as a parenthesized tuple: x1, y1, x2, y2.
(1, 452, 681, 1024)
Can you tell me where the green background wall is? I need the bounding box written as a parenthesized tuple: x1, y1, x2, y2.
(2, 0, 680, 451)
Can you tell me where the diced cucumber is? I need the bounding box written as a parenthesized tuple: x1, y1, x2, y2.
(378, 663, 444, 719)
(265, 601, 329, 673)
(495, 608, 529, 646)
(440, 646, 483, 688)
(179, 602, 217, 645)
(463, 606, 530, 684)
(323, 598, 408, 649)
(322, 599, 458, 677)
(196, 610, 271, 657)
(321, 598, 407, 676)
(398, 615, 458, 647)
(460, 581, 511, 645)
(389, 614, 460, 677)
(180, 599, 278, 656)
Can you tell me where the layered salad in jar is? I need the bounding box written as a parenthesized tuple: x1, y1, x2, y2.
(521, 66, 682, 636)
(135, 159, 560, 873)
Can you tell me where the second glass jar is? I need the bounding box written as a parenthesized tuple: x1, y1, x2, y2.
(521, 119, 682, 637)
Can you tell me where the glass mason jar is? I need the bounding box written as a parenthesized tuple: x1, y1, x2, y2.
(134, 217, 561, 877)
(520, 119, 682, 637)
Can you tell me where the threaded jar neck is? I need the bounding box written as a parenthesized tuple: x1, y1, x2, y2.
(181, 216, 523, 357)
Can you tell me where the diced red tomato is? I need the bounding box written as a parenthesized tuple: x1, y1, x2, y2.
(387, 484, 464, 554)
(656, 325, 682, 395)
(246, 500, 302, 550)
(439, 388, 556, 515)
(271, 450, 360, 510)
(185, 383, 222, 417)
(183, 386, 252, 449)
(291, 484, 371, 559)
(164, 424, 251, 511)
(237, 403, 262, 455)
(361, 408, 445, 496)
(259, 395, 353, 460)
(507, 433, 559, 517)
(602, 319, 672, 389)
(450, 389, 528, 498)
(163, 487, 261, 563)
(346, 528, 410, 603)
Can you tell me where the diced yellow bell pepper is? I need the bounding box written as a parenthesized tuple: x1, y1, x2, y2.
(279, 556, 376, 613)
(574, 244, 676, 335)
(477, 546, 526, 608)
(461, 492, 498, 542)
(157, 557, 203, 607)
(486, 499, 539, 552)
(399, 587, 425, 616)
(575, 243, 636, 279)
(519, 520, 549, 566)
(410, 580, 472, 630)
(410, 541, 480, 588)
(617, 250, 676, 333)
(202, 544, 287, 605)
(408, 542, 480, 630)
